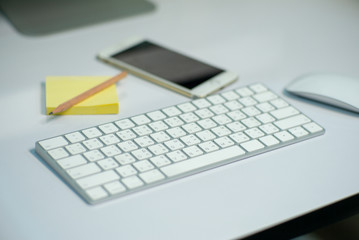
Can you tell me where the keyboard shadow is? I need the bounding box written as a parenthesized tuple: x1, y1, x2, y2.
(29, 148, 89, 205)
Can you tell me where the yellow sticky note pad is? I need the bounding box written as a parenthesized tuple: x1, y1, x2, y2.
(46, 76, 119, 115)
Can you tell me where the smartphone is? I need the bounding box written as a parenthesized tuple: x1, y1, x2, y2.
(97, 37, 238, 98)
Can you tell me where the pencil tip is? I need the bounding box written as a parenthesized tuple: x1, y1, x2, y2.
(49, 112, 53, 115)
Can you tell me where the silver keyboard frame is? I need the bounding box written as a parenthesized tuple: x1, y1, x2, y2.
(36, 83, 325, 204)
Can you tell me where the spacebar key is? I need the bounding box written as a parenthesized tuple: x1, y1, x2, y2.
(161, 146, 245, 177)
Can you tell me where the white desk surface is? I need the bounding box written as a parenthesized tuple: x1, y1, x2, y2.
(1, 0, 358, 239)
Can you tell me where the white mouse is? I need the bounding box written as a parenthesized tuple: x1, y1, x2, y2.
(286, 74, 359, 113)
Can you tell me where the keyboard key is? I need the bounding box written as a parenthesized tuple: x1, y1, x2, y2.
(149, 121, 168, 131)
(100, 134, 120, 145)
(100, 145, 122, 157)
(182, 122, 202, 134)
(116, 165, 137, 178)
(199, 141, 219, 152)
(151, 131, 171, 142)
(253, 91, 277, 102)
(226, 122, 246, 132)
(242, 106, 261, 117)
(274, 114, 310, 130)
(147, 110, 166, 121)
(133, 160, 155, 172)
(236, 87, 253, 97)
(67, 163, 101, 179)
(259, 135, 280, 146)
(116, 129, 136, 140)
(166, 127, 186, 138)
(289, 126, 309, 137)
(249, 83, 267, 93)
(134, 136, 154, 148)
(239, 97, 257, 106)
(195, 108, 214, 119)
(240, 140, 265, 152)
(57, 155, 87, 169)
(163, 106, 181, 116)
(256, 102, 275, 112)
(131, 114, 151, 125)
(192, 98, 211, 108)
(48, 147, 69, 160)
(133, 125, 153, 136)
(242, 117, 261, 128)
(270, 99, 288, 108)
(177, 102, 197, 112)
(196, 130, 216, 141)
(122, 176, 144, 189)
(256, 113, 275, 124)
(166, 150, 187, 162)
(164, 139, 185, 151)
(77, 170, 119, 189)
(260, 123, 279, 134)
(148, 144, 169, 155)
(132, 148, 153, 160)
(270, 106, 299, 119)
(114, 153, 136, 165)
(274, 131, 295, 142)
(214, 136, 234, 148)
(83, 150, 104, 162)
(211, 126, 232, 137)
(161, 146, 245, 177)
(227, 110, 246, 121)
(164, 117, 184, 127)
(86, 187, 108, 201)
(180, 135, 201, 146)
(150, 155, 171, 167)
(66, 143, 86, 155)
(230, 132, 250, 144)
(303, 122, 324, 133)
(97, 158, 119, 170)
(224, 100, 243, 110)
(39, 136, 68, 150)
(198, 118, 217, 129)
(183, 146, 203, 158)
(139, 169, 165, 184)
(212, 114, 232, 125)
(115, 119, 135, 129)
(210, 104, 229, 115)
(245, 128, 265, 139)
(180, 112, 199, 123)
(82, 128, 103, 138)
(83, 138, 103, 150)
(65, 132, 85, 143)
(221, 91, 239, 100)
(208, 95, 226, 105)
(104, 181, 126, 195)
(99, 123, 118, 134)
(117, 140, 138, 152)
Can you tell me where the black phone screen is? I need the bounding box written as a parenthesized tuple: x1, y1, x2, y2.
(111, 41, 223, 89)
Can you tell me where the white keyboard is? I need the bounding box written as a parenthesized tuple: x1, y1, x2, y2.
(36, 83, 324, 204)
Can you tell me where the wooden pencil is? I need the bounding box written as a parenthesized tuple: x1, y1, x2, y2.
(49, 72, 127, 115)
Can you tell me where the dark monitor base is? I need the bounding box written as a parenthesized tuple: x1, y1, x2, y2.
(0, 0, 155, 36)
(241, 193, 359, 240)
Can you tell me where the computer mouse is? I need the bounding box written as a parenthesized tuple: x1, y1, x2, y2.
(286, 74, 359, 113)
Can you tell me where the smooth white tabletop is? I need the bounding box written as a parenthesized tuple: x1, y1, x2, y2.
(1, 0, 359, 239)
